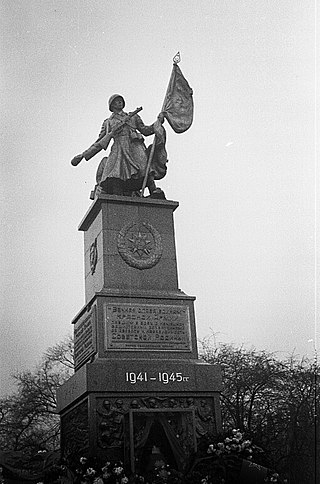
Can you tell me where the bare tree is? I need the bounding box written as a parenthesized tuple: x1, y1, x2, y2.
(0, 335, 74, 455)
(199, 336, 319, 484)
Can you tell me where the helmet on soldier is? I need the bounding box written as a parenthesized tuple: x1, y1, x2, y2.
(109, 94, 125, 112)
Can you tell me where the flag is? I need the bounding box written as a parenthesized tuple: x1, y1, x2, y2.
(162, 63, 193, 133)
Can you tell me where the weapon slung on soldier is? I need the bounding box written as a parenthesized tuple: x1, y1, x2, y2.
(71, 106, 143, 166)
(98, 106, 142, 149)
(113, 106, 143, 130)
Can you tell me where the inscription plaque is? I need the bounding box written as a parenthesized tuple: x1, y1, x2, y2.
(74, 308, 97, 370)
(104, 303, 191, 351)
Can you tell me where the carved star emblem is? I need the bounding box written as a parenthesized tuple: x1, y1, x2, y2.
(128, 232, 152, 258)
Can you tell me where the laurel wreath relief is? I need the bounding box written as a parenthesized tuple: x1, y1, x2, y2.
(117, 220, 163, 270)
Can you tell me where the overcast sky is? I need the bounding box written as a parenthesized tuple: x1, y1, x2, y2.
(1, 0, 318, 396)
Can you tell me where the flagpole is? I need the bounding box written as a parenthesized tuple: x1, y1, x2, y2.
(140, 53, 180, 197)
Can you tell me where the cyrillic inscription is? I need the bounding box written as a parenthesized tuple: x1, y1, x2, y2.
(74, 310, 96, 369)
(105, 303, 191, 351)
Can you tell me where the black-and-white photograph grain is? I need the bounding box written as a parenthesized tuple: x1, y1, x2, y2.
(1, 1, 318, 482)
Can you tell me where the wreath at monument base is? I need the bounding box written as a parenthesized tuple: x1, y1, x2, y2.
(14, 430, 283, 484)
(39, 454, 281, 484)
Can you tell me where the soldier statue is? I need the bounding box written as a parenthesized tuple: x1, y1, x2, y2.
(71, 94, 167, 199)
(71, 56, 193, 199)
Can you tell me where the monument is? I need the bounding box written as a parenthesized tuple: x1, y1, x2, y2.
(57, 55, 222, 475)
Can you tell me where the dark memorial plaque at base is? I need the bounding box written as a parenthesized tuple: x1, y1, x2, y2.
(57, 195, 222, 473)
(105, 302, 191, 351)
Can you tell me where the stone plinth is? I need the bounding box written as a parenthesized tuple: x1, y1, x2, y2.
(57, 195, 222, 473)
(70, 292, 199, 371)
(57, 359, 222, 411)
(79, 195, 180, 303)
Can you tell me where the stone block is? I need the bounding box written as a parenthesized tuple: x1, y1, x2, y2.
(57, 359, 222, 411)
(58, 194, 222, 474)
(104, 201, 139, 230)
(81, 195, 181, 302)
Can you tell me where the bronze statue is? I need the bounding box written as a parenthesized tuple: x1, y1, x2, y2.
(71, 56, 193, 199)
(71, 94, 167, 198)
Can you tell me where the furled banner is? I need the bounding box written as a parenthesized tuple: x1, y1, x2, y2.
(162, 61, 194, 133)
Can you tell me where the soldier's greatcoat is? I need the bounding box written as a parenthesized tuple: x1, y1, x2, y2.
(83, 111, 167, 192)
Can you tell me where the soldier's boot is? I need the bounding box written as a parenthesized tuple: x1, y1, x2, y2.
(147, 177, 165, 199)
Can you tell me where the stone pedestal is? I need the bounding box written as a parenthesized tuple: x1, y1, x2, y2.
(57, 195, 222, 473)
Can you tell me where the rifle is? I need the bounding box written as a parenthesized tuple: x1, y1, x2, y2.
(71, 106, 143, 166)
(98, 106, 143, 149)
